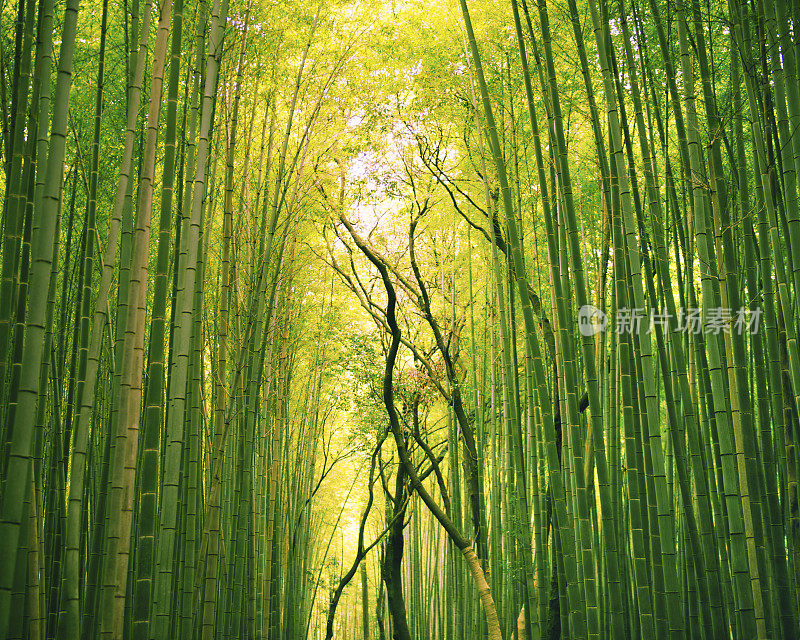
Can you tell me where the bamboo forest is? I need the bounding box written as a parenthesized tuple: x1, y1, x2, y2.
(4, 0, 800, 637)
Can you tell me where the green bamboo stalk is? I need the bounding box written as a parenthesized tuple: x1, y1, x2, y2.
(0, 0, 80, 631)
(151, 0, 228, 635)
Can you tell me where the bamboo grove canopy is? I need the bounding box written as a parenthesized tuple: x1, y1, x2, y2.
(0, 0, 799, 638)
